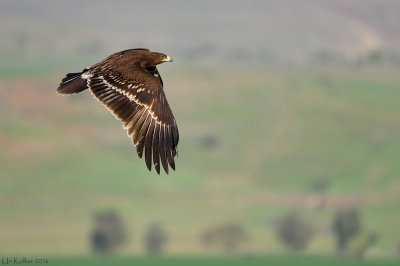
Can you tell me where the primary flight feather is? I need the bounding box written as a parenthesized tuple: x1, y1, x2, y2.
(57, 49, 179, 174)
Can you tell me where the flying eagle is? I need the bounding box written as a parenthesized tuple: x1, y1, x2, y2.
(57, 49, 179, 174)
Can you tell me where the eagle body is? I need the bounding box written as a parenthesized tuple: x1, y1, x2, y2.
(57, 49, 178, 174)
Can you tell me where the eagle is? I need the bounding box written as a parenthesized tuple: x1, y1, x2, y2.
(57, 49, 179, 174)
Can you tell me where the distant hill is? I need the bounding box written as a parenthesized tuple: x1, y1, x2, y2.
(1, 0, 400, 68)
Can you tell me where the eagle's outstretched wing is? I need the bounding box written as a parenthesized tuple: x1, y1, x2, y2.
(87, 63, 178, 174)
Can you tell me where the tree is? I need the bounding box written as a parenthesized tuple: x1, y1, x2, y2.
(332, 208, 361, 255)
(90, 210, 127, 254)
(276, 212, 313, 252)
(144, 223, 168, 255)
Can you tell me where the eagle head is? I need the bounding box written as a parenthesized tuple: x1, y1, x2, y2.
(150, 52, 173, 64)
(137, 51, 173, 69)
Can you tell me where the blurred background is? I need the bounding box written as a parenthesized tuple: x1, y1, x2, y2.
(1, 0, 400, 265)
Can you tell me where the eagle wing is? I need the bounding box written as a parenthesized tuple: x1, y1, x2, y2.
(86, 65, 179, 174)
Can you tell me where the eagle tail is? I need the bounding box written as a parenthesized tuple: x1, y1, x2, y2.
(57, 72, 88, 94)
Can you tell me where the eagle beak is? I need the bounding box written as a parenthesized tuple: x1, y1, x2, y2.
(163, 55, 173, 62)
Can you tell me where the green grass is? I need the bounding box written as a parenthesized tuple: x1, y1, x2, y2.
(47, 256, 400, 266)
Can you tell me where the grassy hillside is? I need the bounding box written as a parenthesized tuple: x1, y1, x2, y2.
(0, 67, 399, 257)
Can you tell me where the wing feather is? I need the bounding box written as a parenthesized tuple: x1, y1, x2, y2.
(136, 137, 145, 158)
(152, 123, 161, 174)
(144, 119, 155, 171)
(128, 107, 146, 136)
(166, 126, 175, 170)
(159, 125, 168, 174)
(135, 112, 152, 159)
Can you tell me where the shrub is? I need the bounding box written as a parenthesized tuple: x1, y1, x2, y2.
(332, 208, 361, 255)
(348, 233, 379, 259)
(144, 223, 168, 255)
(276, 212, 313, 252)
(201, 222, 247, 253)
(90, 210, 127, 254)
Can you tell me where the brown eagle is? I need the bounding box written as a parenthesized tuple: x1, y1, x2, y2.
(57, 49, 179, 174)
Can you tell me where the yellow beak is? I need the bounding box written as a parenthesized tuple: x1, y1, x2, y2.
(163, 55, 173, 62)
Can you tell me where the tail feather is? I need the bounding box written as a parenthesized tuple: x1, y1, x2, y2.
(57, 72, 88, 94)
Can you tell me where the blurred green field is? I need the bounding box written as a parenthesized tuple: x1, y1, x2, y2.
(0, 66, 399, 257)
(46, 256, 400, 266)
